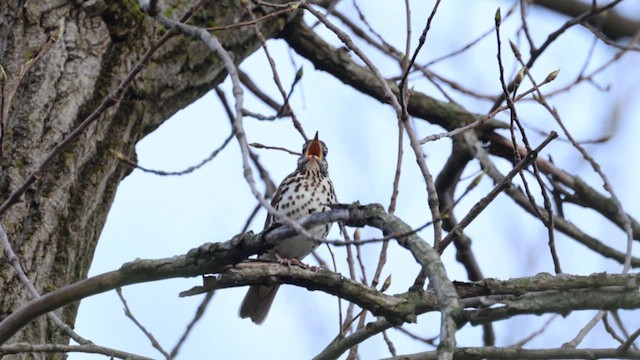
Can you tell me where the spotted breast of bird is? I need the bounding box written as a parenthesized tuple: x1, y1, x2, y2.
(239, 131, 337, 325)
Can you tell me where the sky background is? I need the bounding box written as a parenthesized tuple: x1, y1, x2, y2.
(70, 1, 640, 358)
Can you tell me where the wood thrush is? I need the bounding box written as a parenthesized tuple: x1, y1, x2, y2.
(239, 132, 337, 324)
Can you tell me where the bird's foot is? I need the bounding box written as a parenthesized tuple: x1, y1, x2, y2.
(274, 253, 318, 270)
(307, 264, 325, 272)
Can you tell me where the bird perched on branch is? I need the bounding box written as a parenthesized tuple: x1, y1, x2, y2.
(239, 132, 337, 324)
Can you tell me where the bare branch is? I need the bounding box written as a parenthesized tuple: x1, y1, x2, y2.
(116, 288, 170, 359)
(0, 343, 153, 359)
(533, 0, 640, 40)
(150, 5, 319, 243)
(437, 132, 558, 253)
(111, 130, 235, 176)
(0, 204, 457, 349)
(381, 346, 640, 359)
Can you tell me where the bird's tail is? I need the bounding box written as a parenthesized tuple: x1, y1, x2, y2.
(239, 284, 280, 325)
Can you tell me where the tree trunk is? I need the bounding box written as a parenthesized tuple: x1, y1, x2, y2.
(0, 0, 294, 357)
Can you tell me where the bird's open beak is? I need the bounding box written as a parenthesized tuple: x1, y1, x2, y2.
(305, 132, 323, 160)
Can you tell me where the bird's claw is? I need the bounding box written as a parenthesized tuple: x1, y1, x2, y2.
(274, 253, 320, 271)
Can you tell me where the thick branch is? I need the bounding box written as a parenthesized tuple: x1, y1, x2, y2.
(470, 132, 640, 266)
(320, 272, 640, 358)
(280, 17, 502, 132)
(281, 16, 640, 246)
(25, 203, 620, 358)
(461, 288, 640, 326)
(1, 217, 638, 350)
(384, 346, 640, 359)
(0, 204, 457, 346)
(533, 0, 640, 41)
(185, 262, 414, 324)
(0, 343, 152, 360)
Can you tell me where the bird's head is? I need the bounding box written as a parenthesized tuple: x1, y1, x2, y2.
(298, 131, 329, 174)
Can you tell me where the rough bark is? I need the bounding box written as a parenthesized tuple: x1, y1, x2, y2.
(0, 0, 294, 357)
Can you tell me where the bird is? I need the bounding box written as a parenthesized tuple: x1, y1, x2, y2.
(239, 131, 337, 324)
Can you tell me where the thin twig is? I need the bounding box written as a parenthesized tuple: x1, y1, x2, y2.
(518, 0, 536, 52)
(249, 143, 300, 155)
(618, 325, 640, 354)
(349, 229, 369, 358)
(170, 291, 215, 358)
(382, 330, 397, 357)
(602, 312, 627, 346)
(339, 224, 359, 340)
(612, 311, 637, 349)
(510, 314, 559, 347)
(396, 327, 437, 346)
(319, 220, 433, 247)
(214, 86, 277, 233)
(562, 310, 606, 349)
(0, 225, 90, 344)
(423, 3, 517, 67)
(418, 75, 556, 144)
(437, 131, 558, 254)
(397, 0, 442, 116)
(152, 11, 317, 241)
(533, 79, 634, 273)
(207, 6, 296, 32)
(243, 1, 307, 140)
(373, 117, 404, 290)
(238, 70, 284, 112)
(116, 288, 171, 359)
(489, 0, 625, 112)
(495, 9, 561, 273)
(111, 131, 234, 176)
(545, 29, 640, 97)
(0, 343, 153, 359)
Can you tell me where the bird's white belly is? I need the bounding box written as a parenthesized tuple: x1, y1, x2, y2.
(263, 174, 335, 260)
(269, 223, 332, 260)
